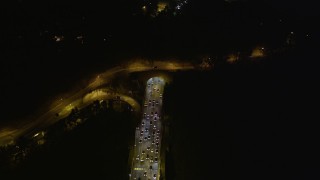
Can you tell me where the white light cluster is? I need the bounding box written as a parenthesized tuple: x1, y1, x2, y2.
(175, 0, 188, 10)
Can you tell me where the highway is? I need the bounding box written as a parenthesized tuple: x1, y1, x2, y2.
(130, 77, 165, 180)
(0, 60, 194, 146)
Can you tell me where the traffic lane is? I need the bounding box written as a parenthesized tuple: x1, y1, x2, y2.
(131, 78, 165, 179)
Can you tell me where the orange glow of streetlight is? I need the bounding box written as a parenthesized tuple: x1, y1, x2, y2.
(250, 46, 265, 58)
(227, 53, 239, 64)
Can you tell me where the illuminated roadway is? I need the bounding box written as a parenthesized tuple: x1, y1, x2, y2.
(0, 60, 194, 146)
(130, 77, 164, 180)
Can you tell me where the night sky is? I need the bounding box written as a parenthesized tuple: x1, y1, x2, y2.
(1, 0, 320, 179)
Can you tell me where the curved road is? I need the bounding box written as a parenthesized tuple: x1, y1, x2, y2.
(0, 60, 194, 146)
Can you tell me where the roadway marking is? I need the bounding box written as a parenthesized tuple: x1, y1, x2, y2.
(134, 168, 144, 171)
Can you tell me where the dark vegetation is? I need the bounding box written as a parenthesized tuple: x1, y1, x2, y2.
(163, 47, 319, 179)
(1, 100, 136, 180)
